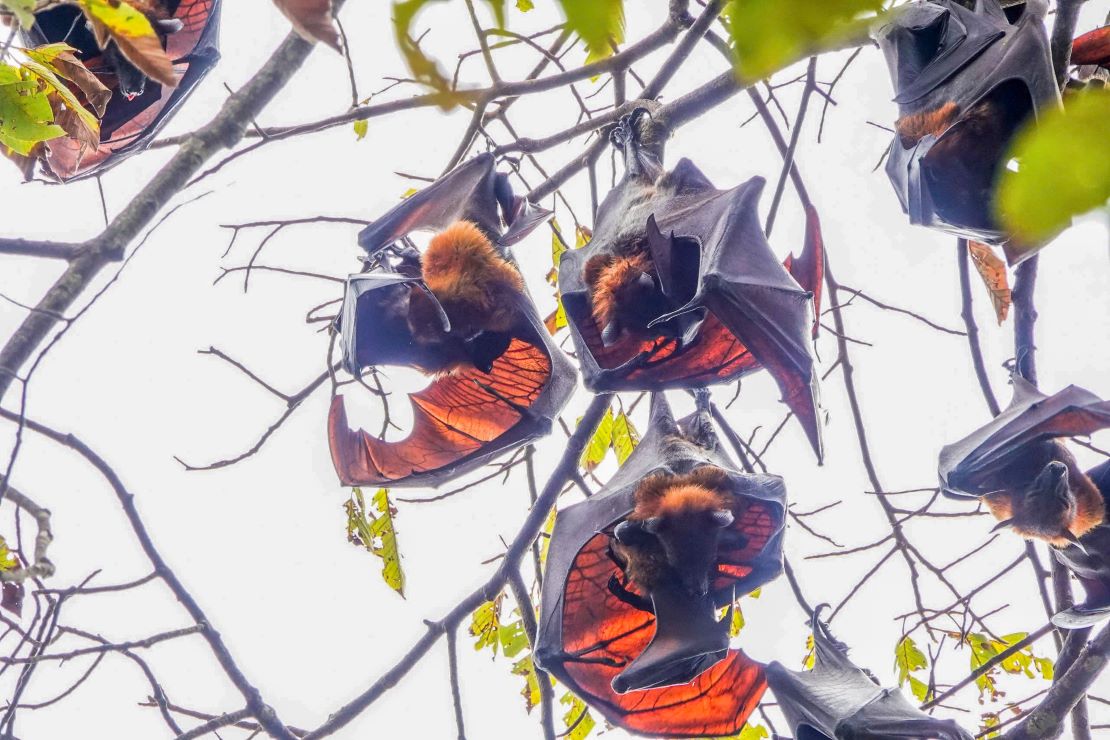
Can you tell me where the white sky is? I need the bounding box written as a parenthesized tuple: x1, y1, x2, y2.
(1, 1, 1109, 738)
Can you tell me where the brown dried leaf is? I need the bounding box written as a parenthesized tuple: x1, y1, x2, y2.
(25, 43, 112, 116)
(272, 0, 342, 51)
(77, 1, 177, 88)
(968, 241, 1011, 324)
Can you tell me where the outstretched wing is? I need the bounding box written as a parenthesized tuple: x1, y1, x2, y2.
(329, 337, 551, 487)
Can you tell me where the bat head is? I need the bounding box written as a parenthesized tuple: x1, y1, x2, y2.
(1019, 460, 1078, 539)
(584, 253, 667, 346)
(617, 487, 735, 597)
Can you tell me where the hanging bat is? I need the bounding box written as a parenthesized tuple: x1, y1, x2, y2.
(874, 0, 1061, 262)
(329, 154, 575, 489)
(23, 0, 221, 181)
(557, 110, 825, 461)
(1051, 458, 1110, 629)
(534, 393, 784, 737)
(940, 378, 1110, 626)
(766, 606, 974, 739)
(1072, 25, 1110, 69)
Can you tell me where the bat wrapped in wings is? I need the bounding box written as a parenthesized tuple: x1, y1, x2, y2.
(329, 154, 575, 488)
(534, 394, 784, 737)
(766, 606, 973, 739)
(874, 0, 1060, 260)
(939, 378, 1110, 627)
(22, 0, 221, 180)
(557, 110, 824, 460)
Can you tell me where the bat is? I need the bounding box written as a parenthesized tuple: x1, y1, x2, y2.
(534, 393, 784, 738)
(766, 606, 974, 739)
(940, 378, 1110, 627)
(329, 153, 575, 489)
(557, 110, 825, 461)
(1072, 25, 1110, 69)
(874, 0, 1061, 262)
(23, 0, 221, 181)
(1051, 459, 1110, 629)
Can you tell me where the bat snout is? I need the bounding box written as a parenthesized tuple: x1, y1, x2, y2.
(1045, 461, 1067, 480)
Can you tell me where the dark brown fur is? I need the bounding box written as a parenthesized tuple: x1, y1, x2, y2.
(983, 440, 1105, 547)
(584, 251, 660, 339)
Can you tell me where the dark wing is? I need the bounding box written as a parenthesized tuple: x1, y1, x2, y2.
(653, 176, 822, 460)
(782, 204, 825, 338)
(767, 607, 974, 740)
(940, 379, 1110, 498)
(329, 334, 553, 488)
(1051, 460, 1110, 629)
(30, 0, 221, 180)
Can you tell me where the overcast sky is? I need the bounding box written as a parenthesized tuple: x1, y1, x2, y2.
(1, 1, 1109, 738)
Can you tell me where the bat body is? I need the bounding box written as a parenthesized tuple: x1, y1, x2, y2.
(875, 0, 1061, 261)
(23, 0, 221, 180)
(1052, 460, 1110, 629)
(330, 154, 575, 488)
(766, 606, 974, 739)
(940, 378, 1110, 626)
(535, 394, 783, 737)
(558, 111, 825, 460)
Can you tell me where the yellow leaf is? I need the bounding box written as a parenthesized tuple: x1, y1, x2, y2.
(579, 408, 614, 472)
(76, 0, 177, 89)
(353, 118, 368, 140)
(344, 488, 406, 597)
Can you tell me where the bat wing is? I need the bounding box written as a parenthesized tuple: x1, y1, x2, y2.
(877, 0, 1060, 252)
(27, 0, 221, 181)
(767, 607, 974, 739)
(1052, 460, 1110, 629)
(940, 378, 1110, 498)
(356, 154, 550, 254)
(535, 395, 780, 738)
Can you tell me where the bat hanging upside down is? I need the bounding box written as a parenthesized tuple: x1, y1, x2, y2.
(584, 248, 668, 346)
(100, 0, 183, 99)
(610, 466, 745, 601)
(404, 220, 525, 375)
(982, 440, 1105, 549)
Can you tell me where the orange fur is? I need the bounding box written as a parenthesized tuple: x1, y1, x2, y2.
(895, 101, 960, 146)
(408, 220, 524, 344)
(585, 251, 654, 332)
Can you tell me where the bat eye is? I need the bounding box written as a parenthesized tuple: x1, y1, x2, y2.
(641, 517, 663, 535)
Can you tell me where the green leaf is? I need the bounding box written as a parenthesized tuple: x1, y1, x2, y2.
(353, 118, 368, 140)
(0, 72, 66, 156)
(482, 0, 506, 27)
(1034, 656, 1054, 680)
(726, 0, 883, 81)
(996, 88, 1110, 246)
(557, 0, 624, 65)
(539, 506, 556, 565)
(0, 0, 35, 29)
(908, 675, 930, 703)
(579, 407, 615, 472)
(18, 52, 103, 151)
(344, 488, 406, 597)
(708, 721, 769, 740)
(392, 0, 468, 108)
(498, 613, 531, 658)
(894, 636, 927, 686)
(469, 595, 504, 654)
(0, 536, 18, 572)
(516, 0, 534, 11)
(560, 692, 596, 740)
(611, 411, 640, 464)
(512, 655, 545, 713)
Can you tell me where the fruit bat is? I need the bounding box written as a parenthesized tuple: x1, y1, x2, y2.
(1072, 25, 1110, 70)
(874, 0, 1061, 261)
(329, 154, 575, 488)
(940, 378, 1110, 627)
(1051, 458, 1110, 629)
(766, 606, 974, 739)
(557, 110, 825, 461)
(534, 394, 784, 738)
(24, 0, 221, 181)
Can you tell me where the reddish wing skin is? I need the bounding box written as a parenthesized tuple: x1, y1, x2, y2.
(1072, 26, 1110, 67)
(28, 0, 220, 180)
(783, 204, 825, 338)
(329, 336, 550, 485)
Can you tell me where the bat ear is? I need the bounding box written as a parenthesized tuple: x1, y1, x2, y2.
(990, 518, 1015, 533)
(710, 509, 734, 528)
(155, 18, 185, 34)
(1060, 530, 1089, 554)
(636, 272, 655, 291)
